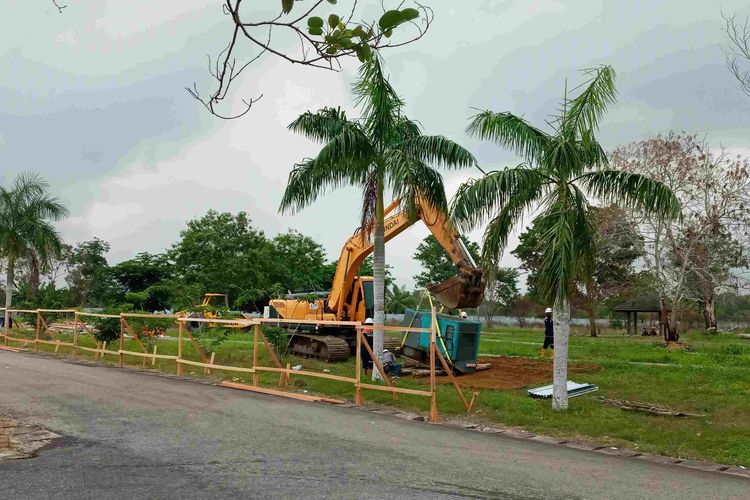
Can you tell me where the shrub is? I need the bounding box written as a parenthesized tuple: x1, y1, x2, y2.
(262, 325, 288, 354)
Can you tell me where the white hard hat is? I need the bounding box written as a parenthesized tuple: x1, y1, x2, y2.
(383, 348, 389, 353)
(460, 311, 468, 318)
(545, 308, 553, 314)
(364, 318, 373, 324)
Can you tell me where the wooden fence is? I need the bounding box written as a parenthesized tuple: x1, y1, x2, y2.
(0, 307, 475, 422)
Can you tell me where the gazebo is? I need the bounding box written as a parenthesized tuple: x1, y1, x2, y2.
(614, 295, 667, 336)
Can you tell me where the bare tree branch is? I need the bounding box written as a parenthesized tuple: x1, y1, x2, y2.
(51, 0, 66, 13)
(722, 12, 750, 96)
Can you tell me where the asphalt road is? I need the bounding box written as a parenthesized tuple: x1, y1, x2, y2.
(0, 351, 746, 499)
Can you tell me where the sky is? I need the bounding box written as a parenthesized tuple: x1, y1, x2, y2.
(2, 0, 750, 289)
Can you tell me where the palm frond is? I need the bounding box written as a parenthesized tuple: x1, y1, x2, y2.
(562, 66, 617, 137)
(314, 127, 374, 167)
(575, 170, 681, 219)
(480, 191, 541, 265)
(400, 135, 476, 169)
(279, 157, 370, 214)
(466, 111, 550, 165)
(450, 167, 547, 232)
(387, 149, 448, 220)
(353, 55, 404, 145)
(288, 107, 353, 143)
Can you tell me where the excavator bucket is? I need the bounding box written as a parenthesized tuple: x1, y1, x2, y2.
(428, 270, 486, 309)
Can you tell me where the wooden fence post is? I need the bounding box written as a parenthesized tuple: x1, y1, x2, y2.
(355, 325, 363, 405)
(252, 323, 260, 386)
(152, 345, 158, 366)
(73, 312, 79, 356)
(430, 306, 438, 423)
(177, 321, 184, 376)
(119, 317, 125, 368)
(35, 310, 40, 352)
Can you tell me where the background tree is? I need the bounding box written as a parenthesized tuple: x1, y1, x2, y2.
(169, 210, 272, 305)
(280, 55, 475, 378)
(723, 12, 750, 97)
(477, 268, 519, 327)
(268, 230, 330, 293)
(109, 252, 174, 311)
(413, 235, 480, 289)
(386, 284, 416, 313)
(610, 132, 750, 330)
(66, 238, 112, 307)
(0, 173, 68, 328)
(187, 1, 433, 118)
(452, 66, 680, 409)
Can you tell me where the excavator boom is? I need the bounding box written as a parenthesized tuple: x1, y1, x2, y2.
(328, 196, 485, 315)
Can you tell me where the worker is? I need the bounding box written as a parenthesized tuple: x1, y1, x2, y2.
(361, 318, 374, 374)
(541, 307, 554, 359)
(379, 348, 401, 379)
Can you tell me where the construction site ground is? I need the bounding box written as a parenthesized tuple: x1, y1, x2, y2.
(4, 324, 750, 469)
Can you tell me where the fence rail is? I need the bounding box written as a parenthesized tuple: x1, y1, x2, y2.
(0, 307, 475, 422)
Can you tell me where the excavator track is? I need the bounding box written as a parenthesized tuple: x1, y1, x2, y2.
(288, 334, 351, 362)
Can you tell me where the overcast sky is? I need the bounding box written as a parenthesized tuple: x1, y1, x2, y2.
(2, 0, 750, 288)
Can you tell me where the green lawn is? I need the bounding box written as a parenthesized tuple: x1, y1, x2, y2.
(5, 325, 750, 466)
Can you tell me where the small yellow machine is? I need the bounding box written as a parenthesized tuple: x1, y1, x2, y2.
(176, 293, 240, 331)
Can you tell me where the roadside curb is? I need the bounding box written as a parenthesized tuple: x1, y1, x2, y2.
(351, 404, 750, 480)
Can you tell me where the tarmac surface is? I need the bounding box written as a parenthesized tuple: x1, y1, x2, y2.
(0, 350, 747, 499)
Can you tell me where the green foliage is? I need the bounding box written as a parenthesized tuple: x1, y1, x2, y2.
(262, 325, 288, 354)
(66, 238, 112, 307)
(413, 235, 481, 289)
(109, 252, 173, 311)
(386, 284, 416, 313)
(192, 327, 231, 355)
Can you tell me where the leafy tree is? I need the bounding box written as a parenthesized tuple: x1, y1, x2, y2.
(412, 235, 481, 289)
(386, 284, 416, 313)
(268, 231, 331, 292)
(0, 173, 68, 327)
(66, 238, 112, 306)
(478, 268, 520, 327)
(452, 66, 679, 409)
(109, 252, 174, 311)
(169, 210, 273, 306)
(281, 55, 474, 378)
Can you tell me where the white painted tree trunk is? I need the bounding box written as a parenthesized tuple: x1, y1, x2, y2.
(371, 183, 385, 381)
(552, 297, 570, 410)
(4, 254, 15, 332)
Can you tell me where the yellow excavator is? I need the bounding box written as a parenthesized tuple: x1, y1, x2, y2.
(267, 196, 485, 361)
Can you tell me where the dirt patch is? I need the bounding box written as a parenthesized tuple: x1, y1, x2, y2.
(433, 356, 601, 390)
(0, 416, 60, 461)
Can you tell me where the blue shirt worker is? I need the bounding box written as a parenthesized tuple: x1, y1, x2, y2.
(541, 307, 554, 359)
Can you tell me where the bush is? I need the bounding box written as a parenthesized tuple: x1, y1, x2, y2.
(92, 316, 120, 343)
(192, 327, 230, 354)
(262, 325, 288, 354)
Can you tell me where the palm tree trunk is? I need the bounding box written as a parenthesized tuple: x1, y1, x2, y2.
(29, 253, 40, 301)
(552, 297, 570, 411)
(4, 253, 15, 332)
(371, 179, 386, 381)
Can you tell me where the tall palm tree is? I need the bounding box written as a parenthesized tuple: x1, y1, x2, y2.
(280, 56, 475, 378)
(452, 67, 680, 409)
(0, 173, 69, 329)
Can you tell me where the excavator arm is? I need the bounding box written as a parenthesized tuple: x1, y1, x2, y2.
(327, 196, 485, 316)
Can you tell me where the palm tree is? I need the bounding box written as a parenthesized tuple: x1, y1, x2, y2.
(0, 173, 69, 329)
(280, 56, 475, 378)
(386, 284, 416, 314)
(452, 67, 680, 409)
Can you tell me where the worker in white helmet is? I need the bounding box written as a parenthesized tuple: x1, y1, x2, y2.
(541, 307, 554, 359)
(460, 311, 468, 319)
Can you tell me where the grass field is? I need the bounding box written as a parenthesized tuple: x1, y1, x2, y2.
(4, 324, 749, 467)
